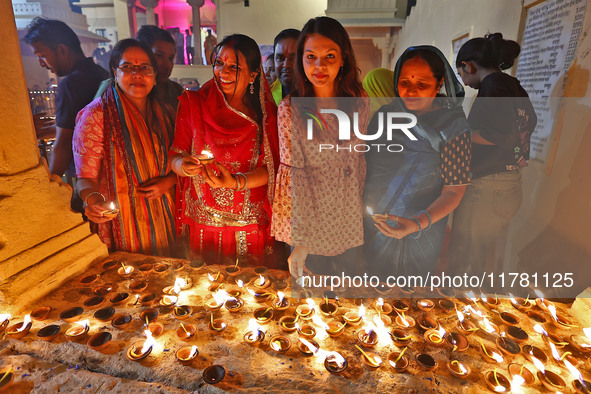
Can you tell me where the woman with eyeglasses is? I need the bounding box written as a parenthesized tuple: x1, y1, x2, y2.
(73, 39, 176, 255)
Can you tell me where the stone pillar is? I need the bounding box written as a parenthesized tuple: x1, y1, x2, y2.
(114, 0, 133, 39)
(187, 0, 205, 65)
(0, 2, 108, 313)
(140, 0, 159, 26)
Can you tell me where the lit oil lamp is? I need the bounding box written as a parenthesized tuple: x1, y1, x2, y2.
(326, 320, 347, 338)
(163, 277, 192, 295)
(246, 287, 272, 303)
(244, 318, 265, 345)
(356, 344, 382, 369)
(176, 345, 199, 365)
(534, 289, 553, 312)
(324, 351, 348, 374)
(372, 313, 393, 345)
(507, 362, 535, 387)
(416, 299, 434, 312)
(366, 206, 388, 223)
(480, 292, 499, 307)
(146, 322, 163, 337)
(570, 327, 591, 353)
(446, 332, 469, 352)
(296, 323, 316, 339)
(387, 347, 409, 372)
(126, 329, 156, 361)
(477, 315, 499, 338)
(209, 313, 228, 332)
(455, 309, 478, 335)
(390, 328, 412, 347)
(547, 303, 576, 329)
(394, 310, 415, 328)
(319, 297, 338, 317)
(207, 271, 224, 284)
(447, 360, 471, 379)
(508, 293, 530, 310)
(548, 340, 576, 366)
(357, 326, 379, 348)
(253, 307, 273, 324)
(253, 274, 271, 289)
(159, 295, 178, 307)
(532, 356, 567, 392)
(523, 344, 549, 364)
(298, 337, 320, 356)
(375, 298, 392, 314)
(5, 314, 32, 339)
(272, 291, 290, 311)
(205, 289, 229, 311)
(484, 369, 511, 392)
(224, 297, 245, 313)
(343, 304, 365, 326)
(176, 322, 197, 340)
(479, 339, 504, 363)
(197, 149, 215, 164)
(117, 263, 134, 277)
(278, 315, 299, 333)
(295, 299, 316, 320)
(424, 326, 446, 347)
(101, 201, 120, 219)
(311, 315, 330, 339)
(565, 359, 591, 394)
(269, 335, 291, 353)
(173, 305, 192, 320)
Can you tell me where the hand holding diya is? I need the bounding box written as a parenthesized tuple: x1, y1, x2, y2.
(100, 201, 120, 219)
(197, 149, 215, 164)
(366, 206, 389, 223)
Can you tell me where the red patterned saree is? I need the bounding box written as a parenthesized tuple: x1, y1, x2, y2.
(171, 78, 279, 265)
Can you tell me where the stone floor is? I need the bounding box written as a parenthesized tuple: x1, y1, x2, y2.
(1, 251, 590, 393)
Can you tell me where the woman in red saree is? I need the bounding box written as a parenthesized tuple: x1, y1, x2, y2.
(74, 39, 176, 255)
(170, 34, 279, 266)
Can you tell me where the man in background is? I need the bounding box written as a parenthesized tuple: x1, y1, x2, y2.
(24, 17, 109, 212)
(270, 28, 299, 105)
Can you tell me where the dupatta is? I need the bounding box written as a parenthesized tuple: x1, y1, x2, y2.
(101, 85, 176, 255)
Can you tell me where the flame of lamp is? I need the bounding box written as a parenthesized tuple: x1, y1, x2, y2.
(126, 340, 153, 361)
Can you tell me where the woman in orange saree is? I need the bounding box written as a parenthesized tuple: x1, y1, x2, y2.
(74, 39, 176, 255)
(169, 34, 279, 266)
